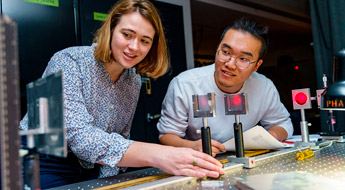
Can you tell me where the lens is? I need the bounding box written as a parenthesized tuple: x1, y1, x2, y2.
(236, 59, 250, 69)
(217, 50, 254, 69)
(217, 50, 229, 63)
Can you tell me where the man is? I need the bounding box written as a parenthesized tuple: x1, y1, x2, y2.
(157, 18, 293, 157)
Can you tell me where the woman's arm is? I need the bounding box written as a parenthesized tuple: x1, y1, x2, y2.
(113, 142, 225, 178)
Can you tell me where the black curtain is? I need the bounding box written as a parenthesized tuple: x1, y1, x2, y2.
(310, 0, 345, 133)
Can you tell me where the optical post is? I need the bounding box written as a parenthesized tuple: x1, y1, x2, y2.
(19, 71, 66, 190)
(291, 88, 318, 147)
(192, 93, 216, 156)
(225, 93, 255, 168)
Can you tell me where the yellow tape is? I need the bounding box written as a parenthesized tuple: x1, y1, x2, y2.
(94, 173, 171, 190)
(219, 149, 270, 164)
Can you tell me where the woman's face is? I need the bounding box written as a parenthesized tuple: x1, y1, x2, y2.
(110, 11, 155, 69)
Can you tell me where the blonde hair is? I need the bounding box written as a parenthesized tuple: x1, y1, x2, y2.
(93, 0, 170, 79)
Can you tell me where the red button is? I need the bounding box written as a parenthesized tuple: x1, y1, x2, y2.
(295, 92, 307, 105)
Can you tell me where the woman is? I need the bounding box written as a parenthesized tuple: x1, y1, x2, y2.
(19, 0, 224, 188)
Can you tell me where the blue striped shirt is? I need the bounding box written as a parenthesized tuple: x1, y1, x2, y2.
(20, 44, 141, 178)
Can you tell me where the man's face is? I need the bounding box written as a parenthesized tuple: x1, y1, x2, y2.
(214, 29, 263, 94)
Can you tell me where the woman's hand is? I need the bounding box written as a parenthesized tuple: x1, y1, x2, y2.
(117, 142, 224, 178)
(152, 145, 225, 178)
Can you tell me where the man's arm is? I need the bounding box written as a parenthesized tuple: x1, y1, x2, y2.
(259, 78, 294, 139)
(160, 134, 198, 149)
(268, 126, 288, 141)
(159, 133, 226, 157)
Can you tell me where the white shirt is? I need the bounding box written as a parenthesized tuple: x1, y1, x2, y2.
(157, 64, 293, 143)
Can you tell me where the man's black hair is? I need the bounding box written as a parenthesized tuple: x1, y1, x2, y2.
(219, 17, 269, 60)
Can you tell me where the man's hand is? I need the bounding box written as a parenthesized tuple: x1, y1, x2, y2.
(159, 134, 226, 157)
(268, 126, 288, 141)
(191, 139, 226, 157)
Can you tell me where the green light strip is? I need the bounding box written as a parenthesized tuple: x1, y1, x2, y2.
(24, 0, 59, 7)
(94, 12, 108, 21)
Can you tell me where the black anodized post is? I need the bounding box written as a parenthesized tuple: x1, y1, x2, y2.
(201, 126, 212, 156)
(234, 122, 245, 157)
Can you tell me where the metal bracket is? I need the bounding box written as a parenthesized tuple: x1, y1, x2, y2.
(227, 156, 256, 169)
